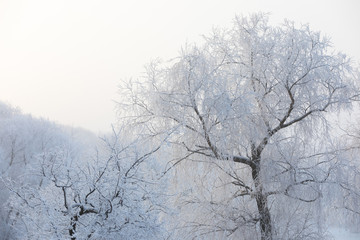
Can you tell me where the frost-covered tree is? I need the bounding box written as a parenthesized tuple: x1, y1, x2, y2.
(1, 101, 167, 239)
(120, 14, 359, 240)
(5, 128, 166, 240)
(320, 121, 360, 233)
(0, 102, 79, 239)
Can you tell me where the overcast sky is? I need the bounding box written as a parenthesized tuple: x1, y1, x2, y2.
(0, 0, 359, 134)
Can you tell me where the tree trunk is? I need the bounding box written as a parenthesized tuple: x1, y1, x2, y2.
(252, 161, 273, 240)
(69, 215, 78, 240)
(255, 191, 272, 240)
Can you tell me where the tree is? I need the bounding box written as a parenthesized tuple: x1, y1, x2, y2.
(320, 122, 360, 233)
(120, 14, 359, 239)
(0, 101, 78, 239)
(5, 128, 166, 240)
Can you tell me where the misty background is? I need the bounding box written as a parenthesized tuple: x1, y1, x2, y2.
(0, 0, 359, 133)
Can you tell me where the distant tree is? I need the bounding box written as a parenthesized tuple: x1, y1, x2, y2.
(5, 128, 165, 240)
(0, 102, 74, 239)
(320, 123, 360, 233)
(120, 14, 359, 240)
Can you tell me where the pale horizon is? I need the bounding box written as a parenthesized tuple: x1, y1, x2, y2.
(1, 0, 359, 133)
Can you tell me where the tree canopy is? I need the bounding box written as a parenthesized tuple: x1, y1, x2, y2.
(121, 13, 359, 240)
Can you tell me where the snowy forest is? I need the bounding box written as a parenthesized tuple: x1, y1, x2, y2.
(1, 14, 360, 240)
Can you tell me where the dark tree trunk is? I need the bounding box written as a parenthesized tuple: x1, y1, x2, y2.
(251, 160, 273, 240)
(69, 215, 78, 240)
(254, 191, 272, 240)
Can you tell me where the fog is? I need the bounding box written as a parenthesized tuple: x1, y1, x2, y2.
(0, 0, 359, 133)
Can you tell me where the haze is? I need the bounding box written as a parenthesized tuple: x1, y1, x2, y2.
(0, 0, 359, 133)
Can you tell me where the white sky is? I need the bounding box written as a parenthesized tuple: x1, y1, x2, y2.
(0, 0, 359, 134)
